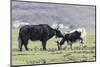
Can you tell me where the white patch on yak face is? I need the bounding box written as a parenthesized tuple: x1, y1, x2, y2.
(56, 37, 62, 43)
(61, 41, 68, 49)
(56, 37, 67, 49)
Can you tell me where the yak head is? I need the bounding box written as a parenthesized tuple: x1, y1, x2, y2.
(54, 24, 63, 38)
(55, 29, 63, 37)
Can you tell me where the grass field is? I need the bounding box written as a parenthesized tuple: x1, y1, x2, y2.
(12, 28, 96, 66)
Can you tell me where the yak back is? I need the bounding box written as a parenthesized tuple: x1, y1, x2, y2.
(65, 31, 81, 42)
(19, 24, 55, 41)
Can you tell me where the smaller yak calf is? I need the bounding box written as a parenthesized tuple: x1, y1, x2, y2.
(57, 28, 86, 50)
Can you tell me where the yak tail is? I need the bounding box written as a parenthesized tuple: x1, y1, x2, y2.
(18, 36, 21, 50)
(18, 32, 21, 50)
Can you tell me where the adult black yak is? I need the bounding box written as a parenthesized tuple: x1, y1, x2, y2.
(18, 24, 63, 51)
(58, 28, 86, 50)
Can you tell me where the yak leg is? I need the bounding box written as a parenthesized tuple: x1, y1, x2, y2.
(56, 41, 61, 50)
(19, 43, 23, 51)
(42, 41, 47, 50)
(23, 39, 29, 51)
(63, 41, 68, 50)
(66, 41, 72, 50)
(68, 41, 73, 50)
(70, 43, 73, 50)
(24, 42, 28, 51)
(24, 44, 28, 51)
(19, 39, 21, 51)
(19, 39, 23, 51)
(79, 38, 84, 49)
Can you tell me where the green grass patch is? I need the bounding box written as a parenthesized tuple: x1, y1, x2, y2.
(12, 28, 96, 66)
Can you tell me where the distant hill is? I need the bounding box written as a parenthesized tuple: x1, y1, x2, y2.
(12, 1, 96, 31)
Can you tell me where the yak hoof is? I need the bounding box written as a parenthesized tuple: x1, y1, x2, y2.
(26, 48, 29, 51)
(43, 48, 46, 51)
(19, 49, 22, 51)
